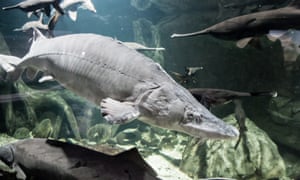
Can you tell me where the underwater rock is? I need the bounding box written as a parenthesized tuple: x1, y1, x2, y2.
(139, 127, 160, 149)
(0, 138, 159, 180)
(264, 96, 300, 152)
(87, 124, 117, 144)
(132, 18, 164, 65)
(130, 0, 152, 11)
(0, 134, 17, 146)
(76, 116, 90, 138)
(150, 0, 217, 14)
(280, 148, 300, 179)
(13, 127, 31, 139)
(115, 128, 141, 145)
(32, 119, 53, 138)
(180, 114, 287, 179)
(17, 84, 82, 140)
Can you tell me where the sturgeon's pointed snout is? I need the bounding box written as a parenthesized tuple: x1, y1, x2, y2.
(180, 111, 240, 139)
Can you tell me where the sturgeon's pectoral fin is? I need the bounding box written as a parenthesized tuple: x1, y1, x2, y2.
(266, 34, 277, 42)
(0, 62, 15, 72)
(236, 37, 253, 48)
(68, 10, 78, 21)
(27, 12, 33, 18)
(13, 164, 26, 180)
(100, 98, 140, 124)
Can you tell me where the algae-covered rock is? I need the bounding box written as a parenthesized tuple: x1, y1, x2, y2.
(87, 124, 117, 144)
(130, 0, 152, 11)
(115, 128, 141, 145)
(13, 127, 31, 139)
(132, 18, 164, 65)
(280, 148, 300, 179)
(180, 114, 286, 179)
(32, 119, 53, 138)
(265, 96, 300, 152)
(0, 134, 17, 146)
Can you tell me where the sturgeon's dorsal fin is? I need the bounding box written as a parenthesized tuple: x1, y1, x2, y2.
(32, 28, 46, 42)
(14, 163, 26, 180)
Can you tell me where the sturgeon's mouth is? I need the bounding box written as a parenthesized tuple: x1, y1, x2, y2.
(181, 120, 239, 139)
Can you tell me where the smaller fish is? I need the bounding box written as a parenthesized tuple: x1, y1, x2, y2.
(2, 0, 64, 17)
(14, 14, 48, 32)
(171, 1, 300, 48)
(120, 41, 165, 51)
(185, 66, 203, 76)
(170, 71, 189, 84)
(223, 0, 287, 13)
(59, 0, 97, 21)
(48, 0, 96, 31)
(170, 67, 202, 85)
(189, 88, 277, 109)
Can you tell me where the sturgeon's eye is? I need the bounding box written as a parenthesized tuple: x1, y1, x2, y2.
(195, 116, 202, 123)
(187, 113, 194, 120)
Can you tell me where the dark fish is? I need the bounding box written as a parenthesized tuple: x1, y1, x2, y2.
(189, 88, 277, 109)
(0, 138, 159, 180)
(223, 0, 288, 13)
(170, 67, 202, 85)
(171, 0, 300, 48)
(2, 0, 64, 17)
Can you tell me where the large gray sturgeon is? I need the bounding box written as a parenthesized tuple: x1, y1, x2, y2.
(8, 29, 239, 139)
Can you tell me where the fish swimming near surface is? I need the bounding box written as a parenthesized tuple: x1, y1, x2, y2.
(1, 29, 239, 139)
(48, 0, 96, 31)
(59, 0, 96, 21)
(0, 138, 159, 180)
(223, 0, 288, 13)
(13, 14, 48, 32)
(2, 0, 64, 17)
(185, 66, 203, 76)
(171, 0, 300, 48)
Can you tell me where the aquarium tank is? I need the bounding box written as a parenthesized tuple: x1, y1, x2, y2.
(0, 0, 300, 179)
